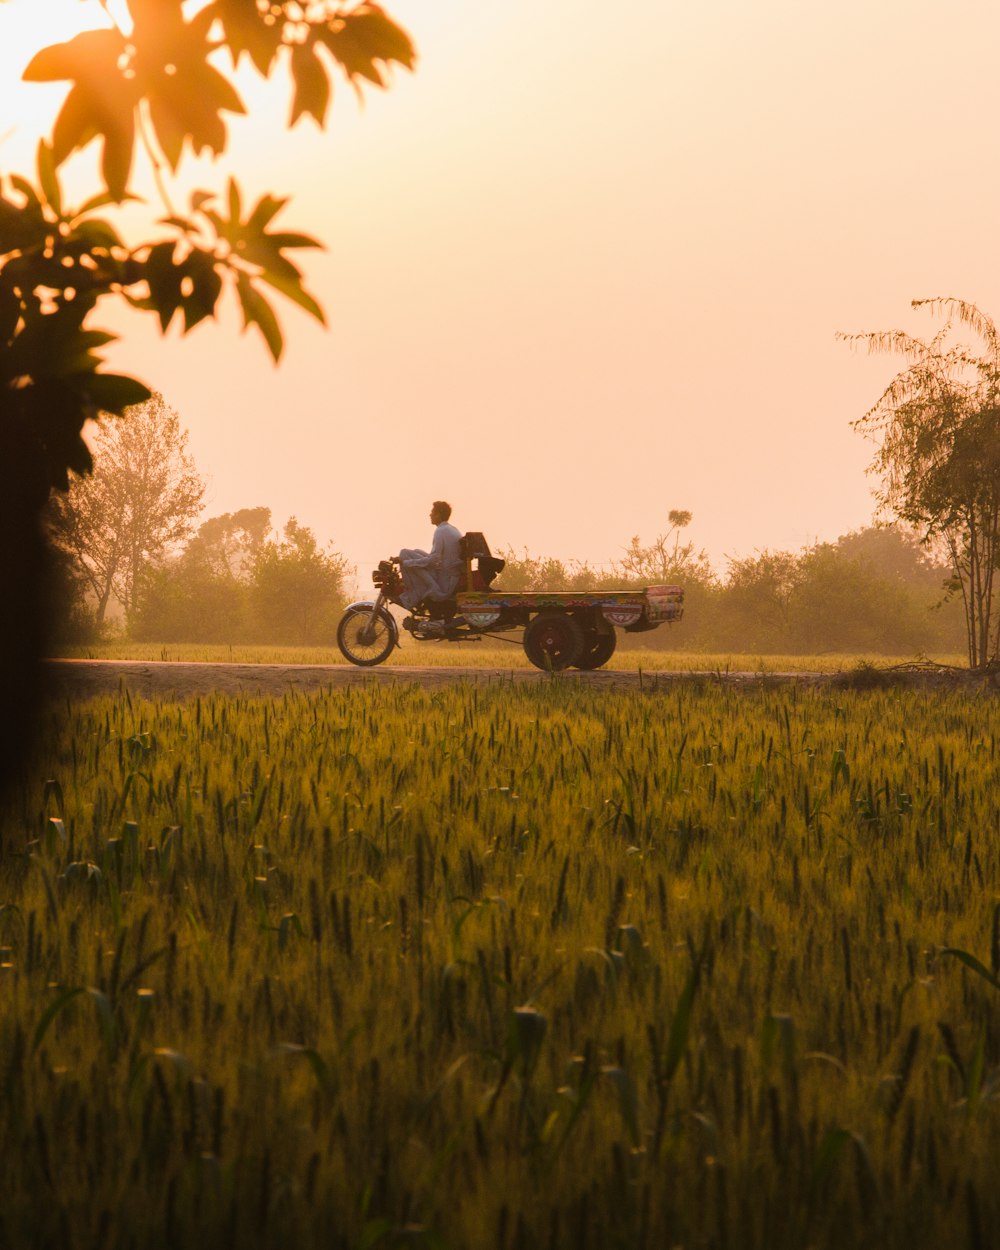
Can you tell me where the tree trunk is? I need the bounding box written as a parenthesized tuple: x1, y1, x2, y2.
(95, 578, 114, 627)
(986, 498, 1000, 663)
(948, 531, 975, 669)
(0, 432, 51, 808)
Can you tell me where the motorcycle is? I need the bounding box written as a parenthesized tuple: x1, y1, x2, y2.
(337, 557, 499, 667)
(336, 538, 684, 671)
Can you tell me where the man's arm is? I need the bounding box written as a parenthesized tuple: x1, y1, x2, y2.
(401, 529, 444, 570)
(425, 526, 446, 570)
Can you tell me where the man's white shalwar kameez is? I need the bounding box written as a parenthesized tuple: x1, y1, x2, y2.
(398, 521, 463, 608)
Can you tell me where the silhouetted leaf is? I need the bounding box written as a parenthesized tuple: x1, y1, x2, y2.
(128, 0, 188, 39)
(181, 249, 223, 331)
(258, 266, 325, 324)
(35, 400, 94, 490)
(208, 0, 284, 75)
(0, 192, 47, 250)
(160, 215, 196, 232)
(147, 93, 186, 170)
(2, 0, 412, 586)
(72, 191, 134, 219)
(71, 219, 123, 251)
(47, 328, 119, 375)
(51, 87, 96, 166)
(200, 181, 323, 328)
(22, 29, 125, 85)
(9, 177, 41, 209)
(13, 307, 93, 374)
(236, 271, 282, 360)
(264, 231, 323, 252)
(65, 434, 94, 479)
(290, 41, 331, 126)
(319, 7, 416, 86)
(247, 194, 287, 233)
(143, 241, 183, 331)
(25, 30, 138, 199)
(357, 5, 417, 69)
(131, 0, 240, 103)
(228, 178, 242, 232)
(121, 291, 157, 314)
(36, 142, 61, 215)
(77, 371, 152, 414)
(146, 58, 245, 169)
(100, 108, 136, 201)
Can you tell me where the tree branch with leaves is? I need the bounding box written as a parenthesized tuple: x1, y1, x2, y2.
(0, 0, 415, 793)
(5, 0, 415, 489)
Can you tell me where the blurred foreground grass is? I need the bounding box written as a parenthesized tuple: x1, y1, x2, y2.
(1, 680, 998, 1248)
(53, 640, 966, 672)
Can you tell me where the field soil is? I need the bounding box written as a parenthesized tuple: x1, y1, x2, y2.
(43, 658, 827, 700)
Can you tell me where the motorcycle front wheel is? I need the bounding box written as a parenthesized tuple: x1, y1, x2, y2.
(337, 607, 397, 666)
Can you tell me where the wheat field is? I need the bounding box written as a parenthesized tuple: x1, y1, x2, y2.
(1, 679, 997, 1248)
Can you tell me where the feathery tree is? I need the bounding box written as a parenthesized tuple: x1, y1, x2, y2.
(840, 298, 1000, 669)
(249, 517, 351, 643)
(46, 395, 205, 625)
(190, 507, 272, 582)
(131, 509, 350, 644)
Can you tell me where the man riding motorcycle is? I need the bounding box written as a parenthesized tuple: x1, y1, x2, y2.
(397, 500, 464, 635)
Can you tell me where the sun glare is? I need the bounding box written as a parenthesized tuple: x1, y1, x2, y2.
(0, 0, 97, 164)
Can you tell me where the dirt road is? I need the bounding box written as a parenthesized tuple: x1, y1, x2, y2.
(43, 659, 817, 701)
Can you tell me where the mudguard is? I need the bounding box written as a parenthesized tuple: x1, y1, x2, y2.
(343, 601, 400, 648)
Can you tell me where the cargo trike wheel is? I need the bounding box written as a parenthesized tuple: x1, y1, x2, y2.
(337, 607, 396, 666)
(574, 625, 617, 670)
(523, 612, 584, 671)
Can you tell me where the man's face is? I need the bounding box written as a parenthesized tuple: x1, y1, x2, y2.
(430, 504, 446, 525)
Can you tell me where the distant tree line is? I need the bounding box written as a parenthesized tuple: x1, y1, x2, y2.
(498, 298, 1000, 667)
(133, 511, 351, 646)
(47, 397, 351, 645)
(496, 519, 965, 656)
(48, 401, 966, 656)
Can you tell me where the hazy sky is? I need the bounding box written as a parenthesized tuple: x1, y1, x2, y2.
(4, 1, 1000, 580)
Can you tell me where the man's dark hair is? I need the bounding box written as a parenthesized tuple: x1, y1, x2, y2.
(433, 500, 452, 520)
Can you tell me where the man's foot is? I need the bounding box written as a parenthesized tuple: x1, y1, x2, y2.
(403, 616, 446, 639)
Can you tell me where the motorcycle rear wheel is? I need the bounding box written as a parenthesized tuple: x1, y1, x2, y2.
(337, 607, 396, 666)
